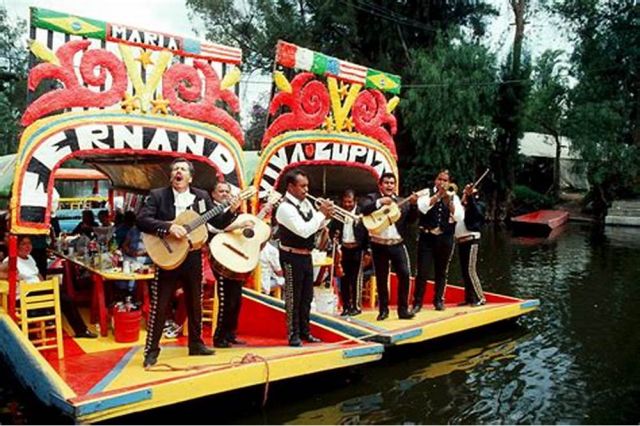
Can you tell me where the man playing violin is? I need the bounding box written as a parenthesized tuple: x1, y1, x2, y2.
(329, 189, 368, 316)
(413, 169, 463, 312)
(360, 173, 417, 321)
(275, 169, 334, 346)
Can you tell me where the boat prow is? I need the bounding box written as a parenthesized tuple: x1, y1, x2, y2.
(0, 288, 383, 423)
(511, 209, 570, 236)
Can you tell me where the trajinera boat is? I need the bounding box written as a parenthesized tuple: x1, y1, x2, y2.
(0, 8, 383, 423)
(251, 40, 540, 347)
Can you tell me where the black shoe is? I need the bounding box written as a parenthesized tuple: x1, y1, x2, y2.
(376, 310, 389, 321)
(289, 336, 302, 347)
(457, 301, 471, 307)
(434, 302, 445, 311)
(398, 310, 415, 320)
(350, 308, 362, 316)
(189, 343, 215, 356)
(143, 352, 158, 369)
(340, 308, 351, 317)
(302, 334, 321, 343)
(228, 337, 246, 345)
(213, 339, 231, 348)
(76, 329, 98, 339)
(411, 305, 422, 314)
(471, 300, 486, 307)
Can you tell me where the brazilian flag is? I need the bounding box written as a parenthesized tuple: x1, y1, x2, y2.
(365, 69, 401, 95)
(31, 7, 106, 40)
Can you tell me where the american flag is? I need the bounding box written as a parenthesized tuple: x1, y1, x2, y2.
(337, 60, 367, 84)
(199, 41, 242, 64)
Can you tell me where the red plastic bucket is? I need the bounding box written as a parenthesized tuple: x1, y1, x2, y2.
(113, 309, 141, 343)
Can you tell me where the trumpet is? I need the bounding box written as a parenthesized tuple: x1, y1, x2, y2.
(445, 183, 458, 197)
(306, 194, 361, 224)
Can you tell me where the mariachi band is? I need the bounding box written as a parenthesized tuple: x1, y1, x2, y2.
(138, 161, 487, 366)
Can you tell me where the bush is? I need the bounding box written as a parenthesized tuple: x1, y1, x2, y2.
(512, 185, 555, 214)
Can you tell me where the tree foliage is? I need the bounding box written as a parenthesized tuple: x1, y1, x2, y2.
(525, 49, 570, 197)
(402, 31, 496, 190)
(550, 0, 640, 218)
(0, 6, 27, 155)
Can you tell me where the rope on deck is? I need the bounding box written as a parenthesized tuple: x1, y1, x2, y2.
(146, 353, 271, 406)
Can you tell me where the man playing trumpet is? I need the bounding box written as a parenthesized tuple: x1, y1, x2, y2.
(275, 169, 334, 346)
(413, 169, 463, 312)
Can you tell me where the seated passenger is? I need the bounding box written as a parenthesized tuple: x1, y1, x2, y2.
(259, 230, 284, 295)
(0, 235, 97, 338)
(72, 210, 99, 238)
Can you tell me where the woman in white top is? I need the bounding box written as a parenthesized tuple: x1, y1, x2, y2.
(0, 236, 97, 338)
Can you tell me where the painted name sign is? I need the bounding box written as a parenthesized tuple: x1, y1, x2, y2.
(18, 123, 240, 224)
(258, 141, 394, 197)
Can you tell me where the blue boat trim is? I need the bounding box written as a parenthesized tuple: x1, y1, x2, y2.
(390, 328, 422, 343)
(343, 345, 384, 358)
(76, 389, 152, 416)
(88, 346, 141, 394)
(520, 299, 540, 309)
(0, 318, 73, 414)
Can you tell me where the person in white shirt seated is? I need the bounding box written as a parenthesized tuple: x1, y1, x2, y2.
(0, 235, 97, 338)
(259, 228, 284, 295)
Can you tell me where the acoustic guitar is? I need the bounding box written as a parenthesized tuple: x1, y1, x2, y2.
(209, 191, 283, 280)
(362, 188, 429, 234)
(143, 187, 256, 270)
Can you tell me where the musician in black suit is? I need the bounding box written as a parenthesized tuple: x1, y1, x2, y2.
(137, 158, 218, 368)
(329, 189, 368, 316)
(413, 169, 463, 313)
(275, 169, 334, 347)
(208, 181, 246, 348)
(360, 173, 417, 321)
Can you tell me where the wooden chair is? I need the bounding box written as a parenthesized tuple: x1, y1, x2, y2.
(19, 277, 64, 359)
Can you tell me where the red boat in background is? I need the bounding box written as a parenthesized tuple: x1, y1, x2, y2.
(511, 209, 570, 236)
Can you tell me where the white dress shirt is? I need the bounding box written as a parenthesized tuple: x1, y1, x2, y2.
(417, 188, 464, 223)
(341, 207, 358, 243)
(172, 188, 195, 216)
(275, 192, 329, 239)
(370, 197, 402, 240)
(259, 241, 284, 293)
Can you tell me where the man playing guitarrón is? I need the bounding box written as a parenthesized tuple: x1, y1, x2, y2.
(208, 181, 245, 348)
(137, 158, 216, 368)
(275, 169, 334, 347)
(360, 173, 417, 321)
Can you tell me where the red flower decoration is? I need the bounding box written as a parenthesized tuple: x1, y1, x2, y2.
(22, 40, 127, 126)
(304, 143, 315, 158)
(163, 60, 244, 145)
(352, 89, 398, 158)
(262, 72, 330, 148)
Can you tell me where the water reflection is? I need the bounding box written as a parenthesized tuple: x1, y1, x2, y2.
(3, 224, 640, 424)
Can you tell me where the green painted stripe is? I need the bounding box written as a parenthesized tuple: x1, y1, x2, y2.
(31, 7, 107, 39)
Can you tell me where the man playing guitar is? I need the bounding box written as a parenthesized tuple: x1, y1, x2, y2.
(137, 158, 225, 368)
(360, 173, 418, 321)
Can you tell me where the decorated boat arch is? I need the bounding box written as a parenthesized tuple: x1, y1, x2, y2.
(252, 41, 540, 350)
(252, 40, 402, 208)
(0, 9, 383, 423)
